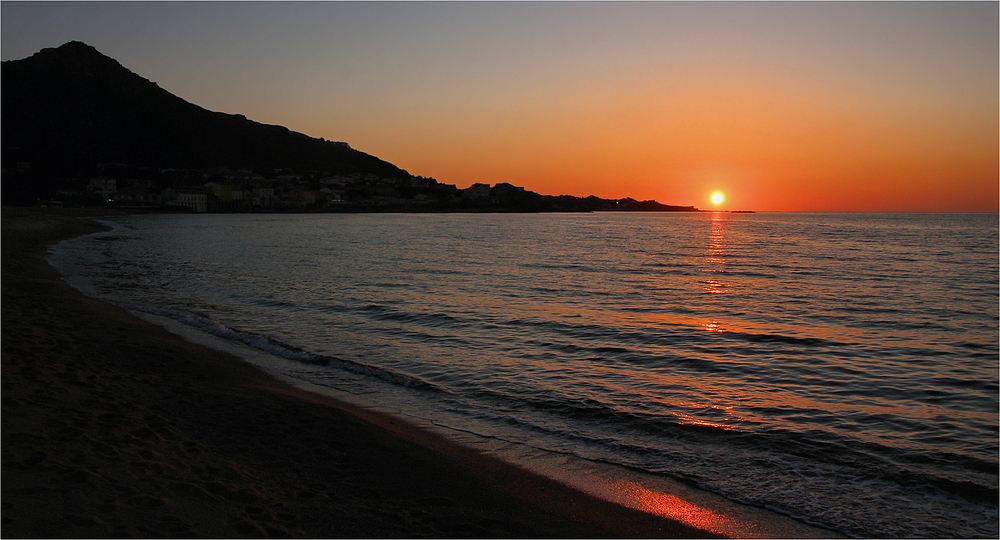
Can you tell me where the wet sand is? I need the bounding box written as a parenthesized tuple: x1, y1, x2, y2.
(2, 208, 722, 538)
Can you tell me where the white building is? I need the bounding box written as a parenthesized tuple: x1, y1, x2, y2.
(163, 187, 208, 212)
(252, 186, 275, 207)
(175, 191, 208, 212)
(87, 177, 116, 200)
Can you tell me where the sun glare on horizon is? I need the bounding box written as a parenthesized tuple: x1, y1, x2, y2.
(711, 192, 724, 205)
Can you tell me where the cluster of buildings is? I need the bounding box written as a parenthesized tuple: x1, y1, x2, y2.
(75, 169, 395, 212)
(69, 167, 530, 212)
(35, 165, 698, 213)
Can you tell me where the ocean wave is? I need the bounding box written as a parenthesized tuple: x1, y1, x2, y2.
(467, 384, 998, 497)
(56, 212, 998, 539)
(119, 303, 443, 392)
(360, 304, 471, 329)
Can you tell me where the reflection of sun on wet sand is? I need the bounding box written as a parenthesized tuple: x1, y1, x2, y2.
(2, 208, 725, 538)
(620, 482, 732, 533)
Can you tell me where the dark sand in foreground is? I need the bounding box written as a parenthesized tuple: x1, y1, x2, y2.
(2, 208, 725, 538)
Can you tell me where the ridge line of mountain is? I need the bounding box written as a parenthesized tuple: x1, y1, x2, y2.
(2, 41, 704, 212)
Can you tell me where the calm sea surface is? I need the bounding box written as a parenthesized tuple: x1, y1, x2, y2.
(50, 212, 998, 537)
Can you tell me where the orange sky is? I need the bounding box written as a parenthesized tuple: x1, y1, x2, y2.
(4, 2, 998, 211)
(330, 57, 997, 212)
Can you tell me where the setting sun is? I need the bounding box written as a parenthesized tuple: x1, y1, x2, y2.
(711, 193, 724, 205)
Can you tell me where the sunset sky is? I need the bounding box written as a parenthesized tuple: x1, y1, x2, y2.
(3, 1, 997, 211)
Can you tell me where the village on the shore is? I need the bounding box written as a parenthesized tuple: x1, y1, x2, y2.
(33, 165, 701, 213)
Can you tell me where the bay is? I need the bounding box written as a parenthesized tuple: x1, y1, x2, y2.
(50, 212, 999, 538)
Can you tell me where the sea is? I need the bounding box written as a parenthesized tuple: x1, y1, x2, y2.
(48, 211, 998, 538)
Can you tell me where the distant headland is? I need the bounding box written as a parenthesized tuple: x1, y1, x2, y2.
(2, 41, 709, 213)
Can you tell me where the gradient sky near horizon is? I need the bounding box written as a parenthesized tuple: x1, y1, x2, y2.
(3, 2, 997, 211)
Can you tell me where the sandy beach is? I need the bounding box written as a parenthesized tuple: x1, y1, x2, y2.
(1, 208, 723, 538)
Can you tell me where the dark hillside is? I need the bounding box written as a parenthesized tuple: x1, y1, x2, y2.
(2, 41, 408, 201)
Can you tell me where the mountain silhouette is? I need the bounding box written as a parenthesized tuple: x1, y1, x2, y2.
(2, 41, 409, 191)
(2, 41, 705, 212)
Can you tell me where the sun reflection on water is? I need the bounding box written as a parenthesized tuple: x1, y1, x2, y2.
(703, 213, 732, 294)
(702, 320, 724, 332)
(702, 278, 730, 294)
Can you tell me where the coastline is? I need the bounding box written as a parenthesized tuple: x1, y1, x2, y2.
(2, 207, 723, 537)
